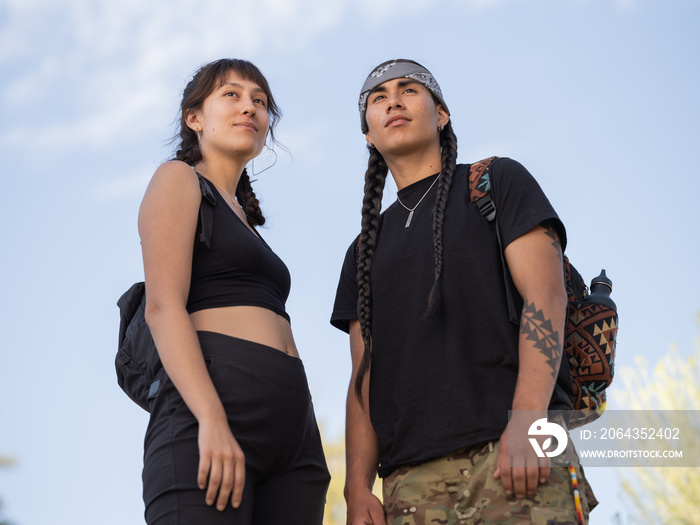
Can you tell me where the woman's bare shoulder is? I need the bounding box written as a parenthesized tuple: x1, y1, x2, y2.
(139, 160, 201, 228)
(144, 160, 200, 200)
(151, 160, 198, 185)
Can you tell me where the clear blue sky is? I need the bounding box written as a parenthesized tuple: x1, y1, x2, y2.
(1, 1, 698, 523)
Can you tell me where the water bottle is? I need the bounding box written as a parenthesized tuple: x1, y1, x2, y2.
(585, 269, 617, 311)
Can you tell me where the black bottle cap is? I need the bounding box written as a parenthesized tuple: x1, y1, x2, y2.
(591, 269, 612, 294)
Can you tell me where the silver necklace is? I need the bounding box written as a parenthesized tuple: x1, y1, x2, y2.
(396, 174, 441, 228)
(192, 166, 244, 212)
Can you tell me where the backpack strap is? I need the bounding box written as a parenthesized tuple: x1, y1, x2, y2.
(468, 156, 520, 325)
(468, 156, 498, 220)
(195, 173, 216, 249)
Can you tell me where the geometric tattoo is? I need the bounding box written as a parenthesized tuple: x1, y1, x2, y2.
(542, 223, 563, 263)
(520, 300, 562, 382)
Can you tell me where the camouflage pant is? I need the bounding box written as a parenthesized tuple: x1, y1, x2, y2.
(382, 441, 597, 525)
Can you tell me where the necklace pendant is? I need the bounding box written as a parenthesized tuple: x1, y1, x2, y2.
(404, 210, 414, 228)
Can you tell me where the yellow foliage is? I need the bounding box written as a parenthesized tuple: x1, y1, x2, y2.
(611, 318, 700, 525)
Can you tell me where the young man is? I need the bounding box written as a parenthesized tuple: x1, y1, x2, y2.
(331, 59, 596, 524)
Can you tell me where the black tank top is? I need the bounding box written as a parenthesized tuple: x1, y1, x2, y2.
(186, 179, 291, 321)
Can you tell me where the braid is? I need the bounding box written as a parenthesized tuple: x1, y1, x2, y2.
(355, 146, 388, 403)
(236, 168, 266, 227)
(174, 128, 202, 166)
(424, 121, 458, 319)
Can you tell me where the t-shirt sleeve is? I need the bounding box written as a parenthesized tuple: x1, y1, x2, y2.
(491, 158, 567, 252)
(330, 237, 360, 334)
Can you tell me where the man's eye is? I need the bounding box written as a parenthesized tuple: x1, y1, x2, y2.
(371, 94, 385, 103)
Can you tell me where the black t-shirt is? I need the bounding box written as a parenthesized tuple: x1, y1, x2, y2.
(331, 158, 573, 477)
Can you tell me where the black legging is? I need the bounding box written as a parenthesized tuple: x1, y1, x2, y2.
(143, 331, 330, 524)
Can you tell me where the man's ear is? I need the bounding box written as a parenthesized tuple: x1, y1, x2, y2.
(437, 104, 450, 129)
(365, 131, 375, 148)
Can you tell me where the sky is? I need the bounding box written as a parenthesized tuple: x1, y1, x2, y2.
(0, 0, 699, 524)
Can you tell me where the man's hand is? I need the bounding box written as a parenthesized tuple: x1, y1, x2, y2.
(493, 413, 551, 499)
(346, 488, 386, 525)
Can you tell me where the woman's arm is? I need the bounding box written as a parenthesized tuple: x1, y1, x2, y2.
(138, 160, 245, 511)
(344, 320, 386, 525)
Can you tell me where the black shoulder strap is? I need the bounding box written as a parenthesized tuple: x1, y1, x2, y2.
(195, 173, 216, 249)
(468, 157, 519, 325)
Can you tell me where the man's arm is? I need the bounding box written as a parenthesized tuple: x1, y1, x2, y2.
(494, 222, 568, 498)
(345, 320, 386, 525)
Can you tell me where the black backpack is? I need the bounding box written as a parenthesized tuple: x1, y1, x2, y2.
(115, 175, 216, 411)
(468, 157, 619, 428)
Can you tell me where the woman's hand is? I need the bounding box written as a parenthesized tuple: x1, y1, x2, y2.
(197, 416, 246, 511)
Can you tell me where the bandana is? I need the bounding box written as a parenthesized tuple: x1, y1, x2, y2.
(358, 59, 449, 134)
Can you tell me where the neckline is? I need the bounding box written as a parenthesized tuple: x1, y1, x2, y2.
(201, 178, 270, 249)
(396, 172, 440, 204)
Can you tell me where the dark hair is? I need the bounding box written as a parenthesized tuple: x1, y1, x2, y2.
(354, 120, 458, 401)
(172, 58, 281, 227)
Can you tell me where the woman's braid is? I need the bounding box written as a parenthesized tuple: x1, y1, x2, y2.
(174, 133, 202, 167)
(236, 168, 265, 227)
(424, 121, 458, 319)
(355, 147, 388, 402)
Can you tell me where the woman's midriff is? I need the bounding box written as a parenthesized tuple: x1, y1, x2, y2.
(190, 306, 299, 358)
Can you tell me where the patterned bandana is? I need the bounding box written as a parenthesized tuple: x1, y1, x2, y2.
(358, 59, 449, 134)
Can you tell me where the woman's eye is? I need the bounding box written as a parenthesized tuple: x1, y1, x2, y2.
(224, 91, 237, 97)
(254, 98, 267, 107)
(371, 94, 385, 103)
(404, 88, 417, 94)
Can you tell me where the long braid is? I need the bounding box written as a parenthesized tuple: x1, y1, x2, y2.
(355, 147, 388, 402)
(174, 132, 202, 166)
(424, 121, 458, 318)
(236, 168, 265, 227)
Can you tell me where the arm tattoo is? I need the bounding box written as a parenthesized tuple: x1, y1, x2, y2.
(542, 223, 563, 263)
(520, 300, 562, 382)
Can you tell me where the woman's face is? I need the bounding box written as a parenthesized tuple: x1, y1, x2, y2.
(188, 70, 270, 163)
(364, 78, 448, 158)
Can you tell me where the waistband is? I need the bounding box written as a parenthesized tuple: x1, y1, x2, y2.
(196, 330, 305, 375)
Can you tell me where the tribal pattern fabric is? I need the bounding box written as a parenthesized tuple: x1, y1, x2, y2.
(468, 156, 497, 202)
(565, 258, 618, 428)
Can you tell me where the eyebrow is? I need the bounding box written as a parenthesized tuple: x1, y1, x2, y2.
(221, 82, 266, 96)
(369, 79, 420, 95)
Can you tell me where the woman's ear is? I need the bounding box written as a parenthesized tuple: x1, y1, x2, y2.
(184, 108, 201, 132)
(365, 132, 375, 149)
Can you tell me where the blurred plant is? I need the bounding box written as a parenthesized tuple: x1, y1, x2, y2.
(611, 313, 700, 525)
(0, 454, 16, 525)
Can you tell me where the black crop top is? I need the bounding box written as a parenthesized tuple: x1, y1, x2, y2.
(186, 178, 292, 322)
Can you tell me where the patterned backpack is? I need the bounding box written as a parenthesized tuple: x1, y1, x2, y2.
(468, 157, 618, 428)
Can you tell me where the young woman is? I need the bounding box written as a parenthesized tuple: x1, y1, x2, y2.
(331, 59, 597, 524)
(139, 58, 329, 524)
